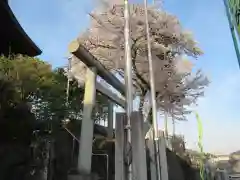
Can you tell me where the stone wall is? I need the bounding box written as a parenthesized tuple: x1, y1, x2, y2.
(52, 121, 110, 180)
(52, 121, 200, 180)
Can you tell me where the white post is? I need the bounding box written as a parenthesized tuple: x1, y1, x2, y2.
(115, 113, 126, 180)
(130, 111, 148, 180)
(78, 67, 97, 174)
(107, 102, 114, 138)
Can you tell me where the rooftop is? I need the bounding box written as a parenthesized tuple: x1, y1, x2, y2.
(0, 0, 41, 56)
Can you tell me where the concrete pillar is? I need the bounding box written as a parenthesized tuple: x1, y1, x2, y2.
(115, 113, 126, 180)
(130, 111, 148, 180)
(158, 132, 169, 180)
(146, 128, 157, 180)
(78, 67, 97, 174)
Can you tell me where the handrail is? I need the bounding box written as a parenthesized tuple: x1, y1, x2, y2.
(63, 126, 109, 180)
(63, 126, 80, 143)
(63, 126, 100, 145)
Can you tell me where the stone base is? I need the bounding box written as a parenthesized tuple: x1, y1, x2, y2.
(68, 169, 99, 180)
(68, 174, 94, 180)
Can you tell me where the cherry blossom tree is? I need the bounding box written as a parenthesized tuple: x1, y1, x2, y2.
(69, 0, 209, 121)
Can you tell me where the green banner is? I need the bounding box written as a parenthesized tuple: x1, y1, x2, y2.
(228, 0, 240, 36)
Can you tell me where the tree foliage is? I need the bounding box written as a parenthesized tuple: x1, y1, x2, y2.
(70, 1, 209, 121)
(0, 55, 108, 136)
(0, 55, 110, 179)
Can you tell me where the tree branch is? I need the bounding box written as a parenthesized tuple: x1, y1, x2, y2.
(131, 39, 150, 91)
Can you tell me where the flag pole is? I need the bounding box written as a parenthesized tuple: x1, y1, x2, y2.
(223, 0, 240, 68)
(123, 0, 133, 180)
(143, 0, 162, 179)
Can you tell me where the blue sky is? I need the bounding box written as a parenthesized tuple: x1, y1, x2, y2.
(9, 0, 240, 154)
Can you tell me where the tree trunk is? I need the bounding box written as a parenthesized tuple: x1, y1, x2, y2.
(172, 116, 175, 137)
(164, 112, 168, 137)
(138, 95, 145, 114)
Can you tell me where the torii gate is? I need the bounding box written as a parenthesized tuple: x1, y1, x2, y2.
(66, 41, 168, 180)
(67, 41, 150, 180)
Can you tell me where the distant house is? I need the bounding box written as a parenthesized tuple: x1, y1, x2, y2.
(209, 151, 240, 175)
(0, 0, 41, 56)
(213, 155, 230, 162)
(230, 151, 240, 174)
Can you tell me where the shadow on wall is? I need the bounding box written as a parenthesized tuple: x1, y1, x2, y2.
(166, 149, 200, 180)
